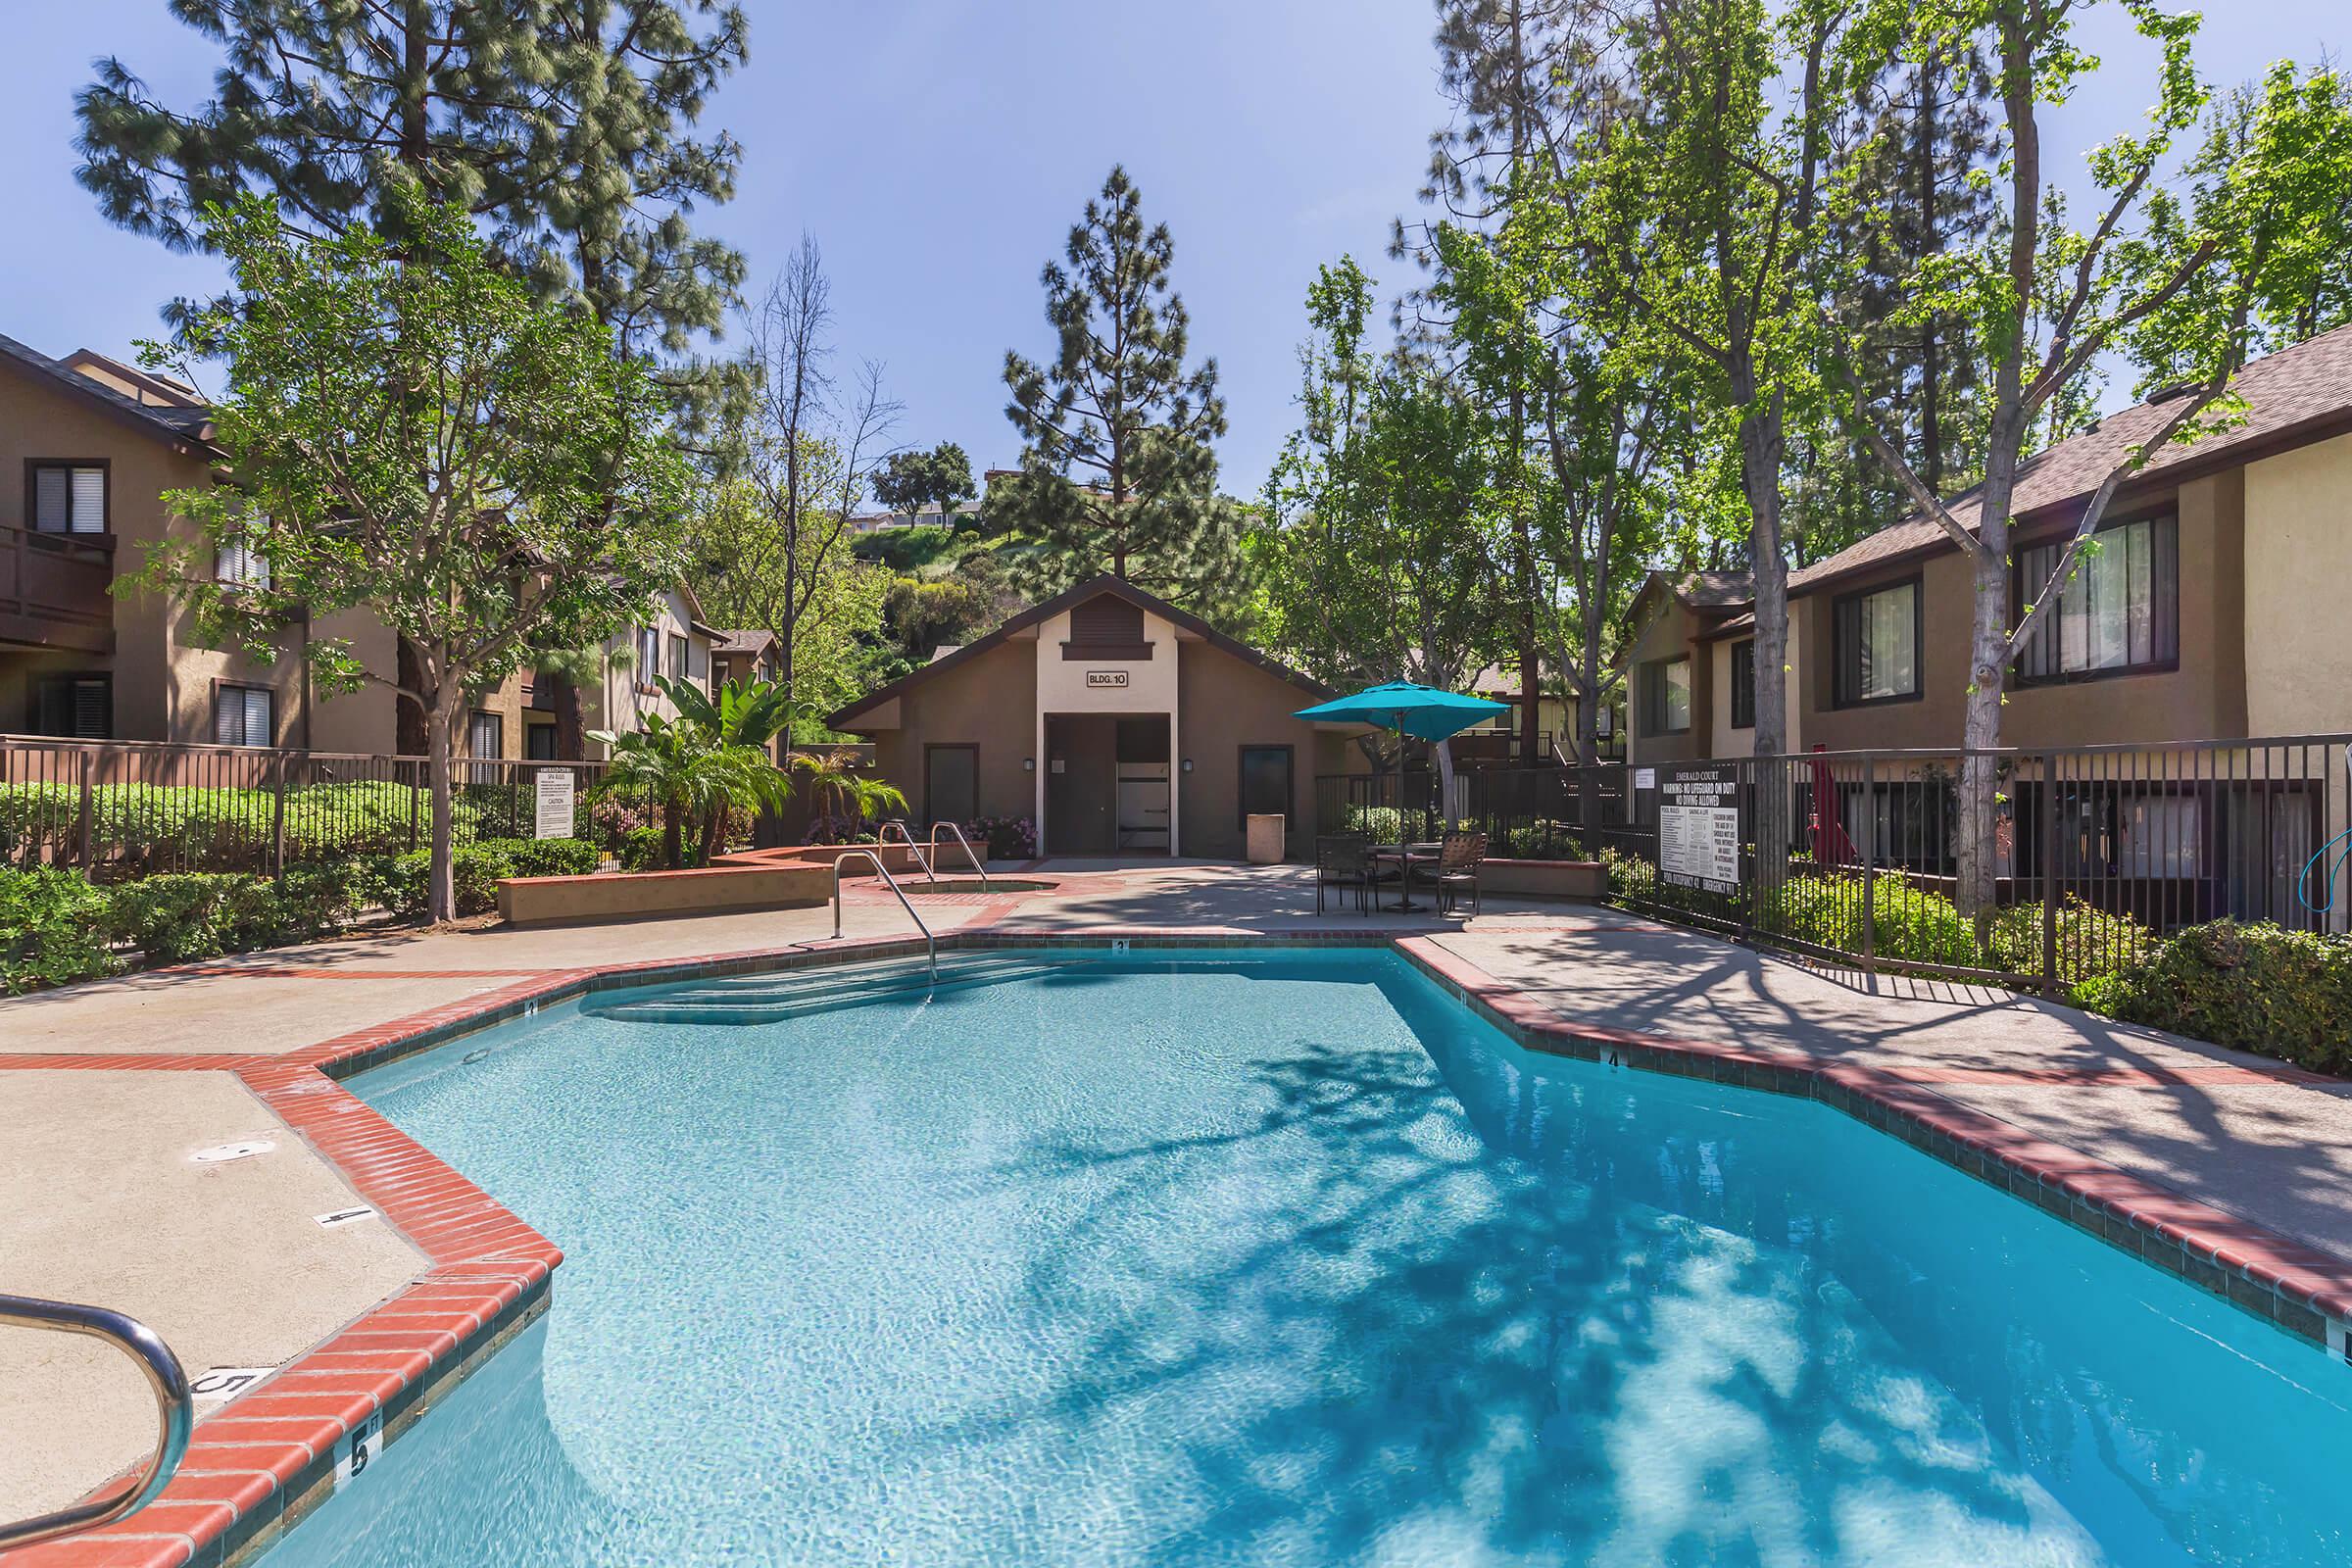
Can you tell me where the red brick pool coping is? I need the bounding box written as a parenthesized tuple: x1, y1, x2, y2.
(10, 924, 2352, 1566)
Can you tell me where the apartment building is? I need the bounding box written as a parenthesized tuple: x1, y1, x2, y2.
(1619, 322, 2352, 923)
(1, 332, 731, 764)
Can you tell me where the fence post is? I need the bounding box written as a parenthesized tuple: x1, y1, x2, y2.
(270, 751, 289, 877)
(76, 747, 94, 871)
(2039, 749, 2059, 995)
(1738, 758, 1754, 948)
(1859, 754, 1876, 975)
(408, 760, 421, 851)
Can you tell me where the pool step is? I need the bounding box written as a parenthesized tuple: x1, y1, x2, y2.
(588, 954, 1084, 1025)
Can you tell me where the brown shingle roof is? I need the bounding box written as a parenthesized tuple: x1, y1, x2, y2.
(1790, 320, 2352, 594)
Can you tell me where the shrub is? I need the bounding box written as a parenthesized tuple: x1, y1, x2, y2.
(0, 867, 121, 994)
(616, 826, 707, 873)
(478, 837, 602, 878)
(2081, 920, 2352, 1072)
(967, 815, 1036, 860)
(389, 841, 518, 917)
(1343, 806, 1404, 843)
(1494, 821, 1585, 859)
(102, 873, 257, 963)
(1984, 896, 2154, 982)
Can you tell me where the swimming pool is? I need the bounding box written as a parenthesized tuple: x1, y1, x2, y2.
(263, 948, 2350, 1566)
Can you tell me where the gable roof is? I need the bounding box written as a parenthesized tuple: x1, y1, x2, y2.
(0, 333, 219, 450)
(825, 573, 1334, 730)
(710, 628, 778, 658)
(1788, 320, 2352, 597)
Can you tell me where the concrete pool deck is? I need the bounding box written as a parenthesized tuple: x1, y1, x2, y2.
(4, 858, 2351, 1563)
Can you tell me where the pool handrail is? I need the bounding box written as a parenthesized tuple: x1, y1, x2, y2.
(0, 1293, 193, 1550)
(927, 821, 991, 889)
(831, 850, 936, 984)
(876, 819, 936, 883)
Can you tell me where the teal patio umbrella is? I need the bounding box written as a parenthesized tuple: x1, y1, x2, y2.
(1293, 680, 1508, 840)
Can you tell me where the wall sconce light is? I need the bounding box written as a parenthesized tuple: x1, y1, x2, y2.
(1023, 757, 1035, 771)
(1180, 758, 1194, 773)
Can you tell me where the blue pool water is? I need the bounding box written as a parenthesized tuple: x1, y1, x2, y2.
(265, 949, 2352, 1567)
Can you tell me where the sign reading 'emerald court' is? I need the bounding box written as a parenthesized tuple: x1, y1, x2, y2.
(1657, 762, 1741, 895)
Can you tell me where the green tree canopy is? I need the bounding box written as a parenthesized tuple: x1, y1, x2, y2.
(76, 0, 750, 431)
(996, 166, 1242, 612)
(871, 442, 978, 525)
(131, 192, 692, 921)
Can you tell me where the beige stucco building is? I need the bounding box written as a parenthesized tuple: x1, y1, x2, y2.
(1615, 322, 2352, 928)
(1, 333, 731, 764)
(827, 576, 1359, 860)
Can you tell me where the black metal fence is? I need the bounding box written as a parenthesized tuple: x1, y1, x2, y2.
(0, 734, 613, 881)
(1321, 734, 2352, 992)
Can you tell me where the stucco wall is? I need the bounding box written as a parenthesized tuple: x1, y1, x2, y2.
(586, 587, 713, 755)
(1705, 612, 1805, 759)
(0, 362, 300, 744)
(1624, 597, 1707, 764)
(1175, 643, 1330, 860)
(306, 610, 400, 754)
(865, 638, 1039, 826)
(1801, 474, 2247, 752)
(2244, 433, 2352, 737)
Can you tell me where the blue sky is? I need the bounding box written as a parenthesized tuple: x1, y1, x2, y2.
(3, 0, 2343, 495)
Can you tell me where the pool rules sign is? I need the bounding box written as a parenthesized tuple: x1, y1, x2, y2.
(534, 768, 575, 840)
(1657, 762, 1741, 895)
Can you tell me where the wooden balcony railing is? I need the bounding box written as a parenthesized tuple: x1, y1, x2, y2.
(0, 524, 116, 653)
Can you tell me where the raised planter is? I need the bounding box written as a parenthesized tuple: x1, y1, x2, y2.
(498, 861, 833, 926)
(1478, 858, 1607, 901)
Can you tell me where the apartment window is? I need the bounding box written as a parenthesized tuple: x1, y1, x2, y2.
(668, 633, 689, 681)
(215, 684, 273, 747)
(637, 625, 661, 685)
(217, 536, 271, 591)
(1834, 578, 1920, 706)
(2017, 514, 2179, 682)
(467, 710, 504, 760)
(1730, 640, 1755, 730)
(525, 722, 560, 761)
(33, 674, 111, 739)
(28, 463, 107, 534)
(1642, 657, 1690, 735)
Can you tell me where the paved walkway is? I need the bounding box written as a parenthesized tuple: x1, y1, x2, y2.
(3, 860, 2348, 1537)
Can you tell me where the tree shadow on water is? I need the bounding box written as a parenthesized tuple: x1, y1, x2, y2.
(927, 1032, 2085, 1568)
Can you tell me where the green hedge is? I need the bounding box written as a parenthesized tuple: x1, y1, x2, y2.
(1, 868, 122, 994)
(2074, 920, 2352, 1072)
(0, 780, 601, 875)
(1, 837, 607, 992)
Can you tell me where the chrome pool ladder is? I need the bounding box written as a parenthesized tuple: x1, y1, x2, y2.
(0, 1293, 193, 1550)
(831, 850, 937, 984)
(927, 820, 991, 888)
(876, 819, 936, 883)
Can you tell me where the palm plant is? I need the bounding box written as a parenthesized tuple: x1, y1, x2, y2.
(791, 748, 909, 840)
(662, 674, 794, 757)
(590, 711, 791, 869)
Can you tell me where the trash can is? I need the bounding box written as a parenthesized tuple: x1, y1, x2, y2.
(1246, 812, 1286, 864)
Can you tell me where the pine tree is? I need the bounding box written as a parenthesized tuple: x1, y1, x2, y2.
(997, 167, 1239, 610)
(74, 0, 749, 429)
(1791, 46, 1999, 563)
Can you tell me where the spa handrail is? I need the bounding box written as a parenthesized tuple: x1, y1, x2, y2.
(831, 850, 936, 984)
(0, 1294, 193, 1549)
(927, 821, 991, 888)
(876, 819, 936, 883)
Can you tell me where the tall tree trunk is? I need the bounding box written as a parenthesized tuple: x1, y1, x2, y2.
(1916, 69, 1945, 495)
(424, 692, 458, 924)
(1738, 383, 1791, 870)
(554, 675, 585, 761)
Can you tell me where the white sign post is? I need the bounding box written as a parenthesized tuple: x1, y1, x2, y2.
(534, 768, 576, 841)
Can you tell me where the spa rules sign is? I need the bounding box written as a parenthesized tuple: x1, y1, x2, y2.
(1657, 762, 1740, 895)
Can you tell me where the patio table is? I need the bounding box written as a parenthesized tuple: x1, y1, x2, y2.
(1368, 844, 1441, 912)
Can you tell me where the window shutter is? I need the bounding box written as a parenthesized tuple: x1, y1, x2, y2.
(216, 694, 240, 745)
(73, 680, 108, 739)
(70, 467, 106, 533)
(249, 688, 273, 746)
(33, 467, 69, 531)
(1070, 597, 1144, 644)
